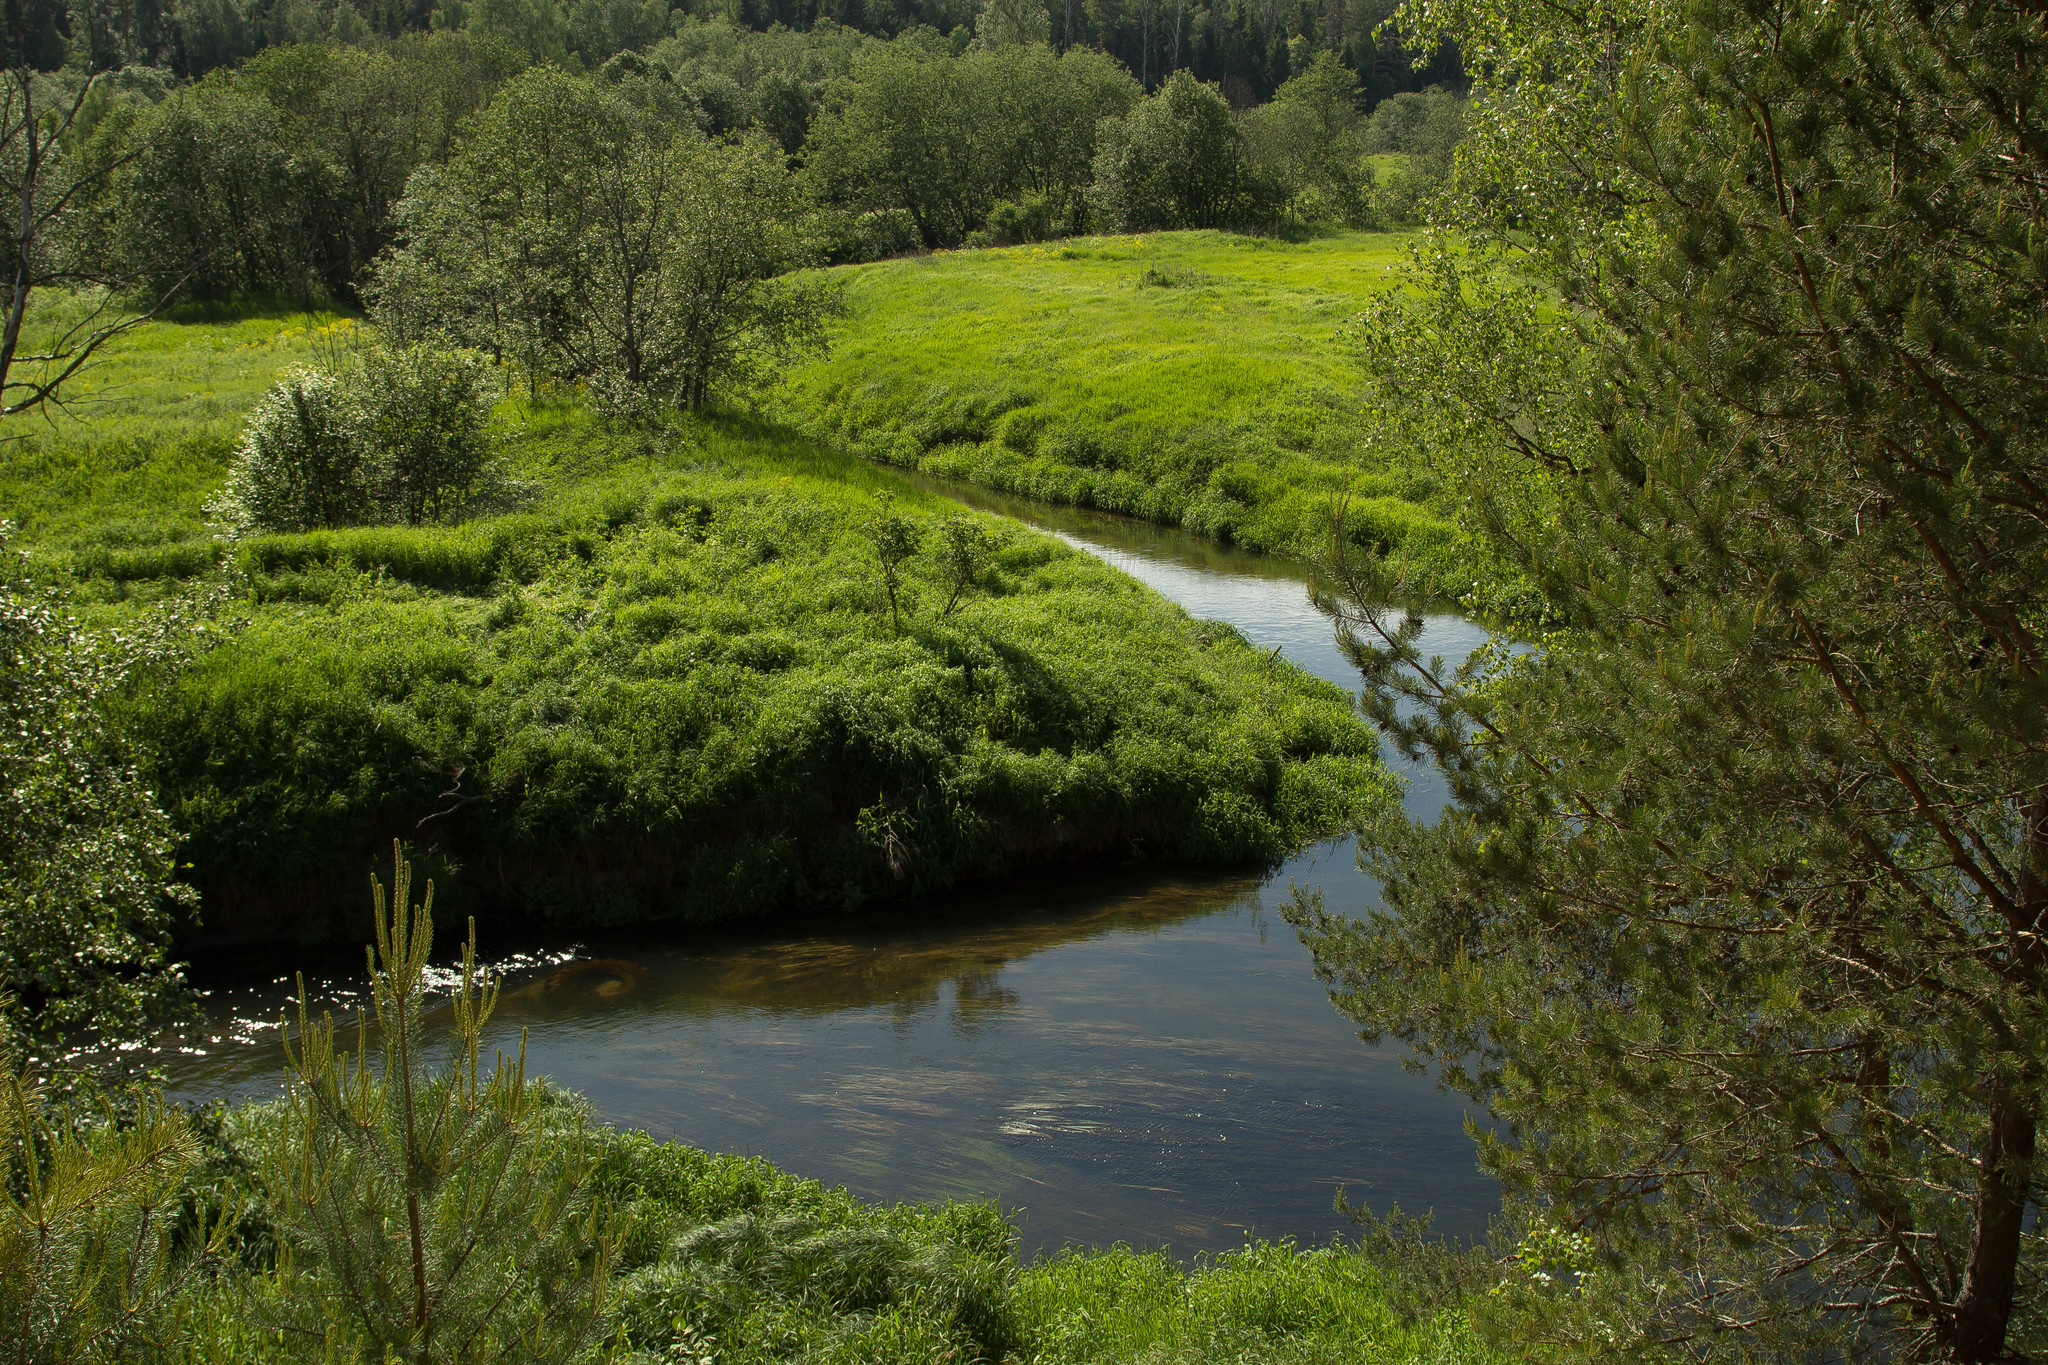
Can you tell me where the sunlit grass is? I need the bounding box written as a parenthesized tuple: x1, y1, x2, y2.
(1019, 1239, 1500, 1364)
(769, 228, 1465, 579)
(5, 303, 1391, 940)
(0, 296, 360, 545)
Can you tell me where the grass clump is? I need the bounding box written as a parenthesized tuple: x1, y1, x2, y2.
(766, 229, 1494, 601)
(1018, 1240, 1500, 1364)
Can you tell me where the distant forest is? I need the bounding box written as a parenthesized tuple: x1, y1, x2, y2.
(18, 0, 1461, 110)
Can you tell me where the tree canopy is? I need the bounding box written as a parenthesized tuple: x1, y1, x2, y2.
(1295, 0, 2048, 1359)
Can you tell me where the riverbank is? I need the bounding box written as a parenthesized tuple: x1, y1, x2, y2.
(108, 1087, 1500, 1365)
(765, 229, 1513, 609)
(0, 304, 1392, 946)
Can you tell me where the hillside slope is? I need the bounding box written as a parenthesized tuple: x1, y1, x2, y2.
(769, 230, 1483, 596)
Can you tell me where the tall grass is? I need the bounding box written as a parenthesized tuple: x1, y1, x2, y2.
(0, 302, 362, 547)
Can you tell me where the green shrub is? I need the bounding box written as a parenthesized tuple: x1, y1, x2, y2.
(1090, 73, 1282, 232)
(0, 529, 196, 1043)
(212, 367, 373, 534)
(986, 195, 1056, 245)
(356, 346, 500, 526)
(212, 348, 500, 535)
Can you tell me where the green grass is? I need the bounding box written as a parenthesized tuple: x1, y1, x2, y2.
(766, 228, 1481, 595)
(2, 302, 1391, 946)
(167, 1110, 1498, 1365)
(0, 300, 362, 551)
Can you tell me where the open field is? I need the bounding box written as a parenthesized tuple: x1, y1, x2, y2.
(768, 229, 1488, 599)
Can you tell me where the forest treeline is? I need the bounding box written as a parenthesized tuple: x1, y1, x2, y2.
(16, 1, 1463, 316)
(20, 0, 1460, 110)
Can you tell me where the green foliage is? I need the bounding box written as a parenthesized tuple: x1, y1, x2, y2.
(356, 345, 501, 525)
(1295, 0, 2048, 1358)
(98, 37, 521, 304)
(588, 1128, 1495, 1365)
(1243, 53, 1373, 227)
(1357, 86, 1464, 224)
(261, 845, 617, 1362)
(1017, 1238, 1500, 1364)
(214, 367, 374, 533)
(371, 69, 835, 411)
(804, 38, 1139, 247)
(0, 301, 357, 562)
(0, 529, 195, 1043)
(1089, 71, 1279, 232)
(933, 514, 1004, 617)
(213, 346, 498, 532)
(0, 1067, 237, 1364)
(861, 492, 922, 633)
(615, 1203, 1018, 1363)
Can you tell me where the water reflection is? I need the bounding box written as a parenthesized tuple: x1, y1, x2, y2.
(162, 485, 1502, 1257)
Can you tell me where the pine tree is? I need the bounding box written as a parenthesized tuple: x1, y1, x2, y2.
(1296, 0, 2048, 1358)
(0, 1061, 236, 1364)
(261, 844, 619, 1364)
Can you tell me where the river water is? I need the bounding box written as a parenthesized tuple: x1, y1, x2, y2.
(162, 485, 1500, 1258)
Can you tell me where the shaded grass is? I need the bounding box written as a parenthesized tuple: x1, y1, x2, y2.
(766, 229, 1487, 598)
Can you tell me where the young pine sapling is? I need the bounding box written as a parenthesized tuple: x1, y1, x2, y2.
(262, 844, 619, 1365)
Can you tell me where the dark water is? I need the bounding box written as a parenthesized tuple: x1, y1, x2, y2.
(162, 488, 1500, 1258)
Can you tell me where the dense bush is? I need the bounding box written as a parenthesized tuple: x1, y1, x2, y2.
(0, 528, 196, 1042)
(370, 69, 837, 410)
(212, 367, 372, 534)
(98, 37, 523, 303)
(1243, 53, 1373, 227)
(212, 347, 498, 533)
(804, 38, 1139, 247)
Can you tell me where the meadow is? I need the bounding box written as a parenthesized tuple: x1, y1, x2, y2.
(767, 229, 1491, 600)
(0, 272, 1488, 1365)
(1, 301, 1390, 946)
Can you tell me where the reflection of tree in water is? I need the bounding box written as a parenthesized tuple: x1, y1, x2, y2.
(950, 970, 1020, 1034)
(497, 865, 1266, 1024)
(164, 866, 1268, 1088)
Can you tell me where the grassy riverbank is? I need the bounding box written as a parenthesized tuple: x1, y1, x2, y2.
(158, 1101, 1498, 1365)
(1, 303, 1390, 946)
(766, 230, 1495, 601)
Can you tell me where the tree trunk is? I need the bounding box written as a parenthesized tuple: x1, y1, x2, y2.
(1950, 799, 2048, 1361)
(1950, 1073, 2035, 1361)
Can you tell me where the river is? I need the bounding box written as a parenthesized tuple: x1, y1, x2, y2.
(162, 484, 1500, 1258)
